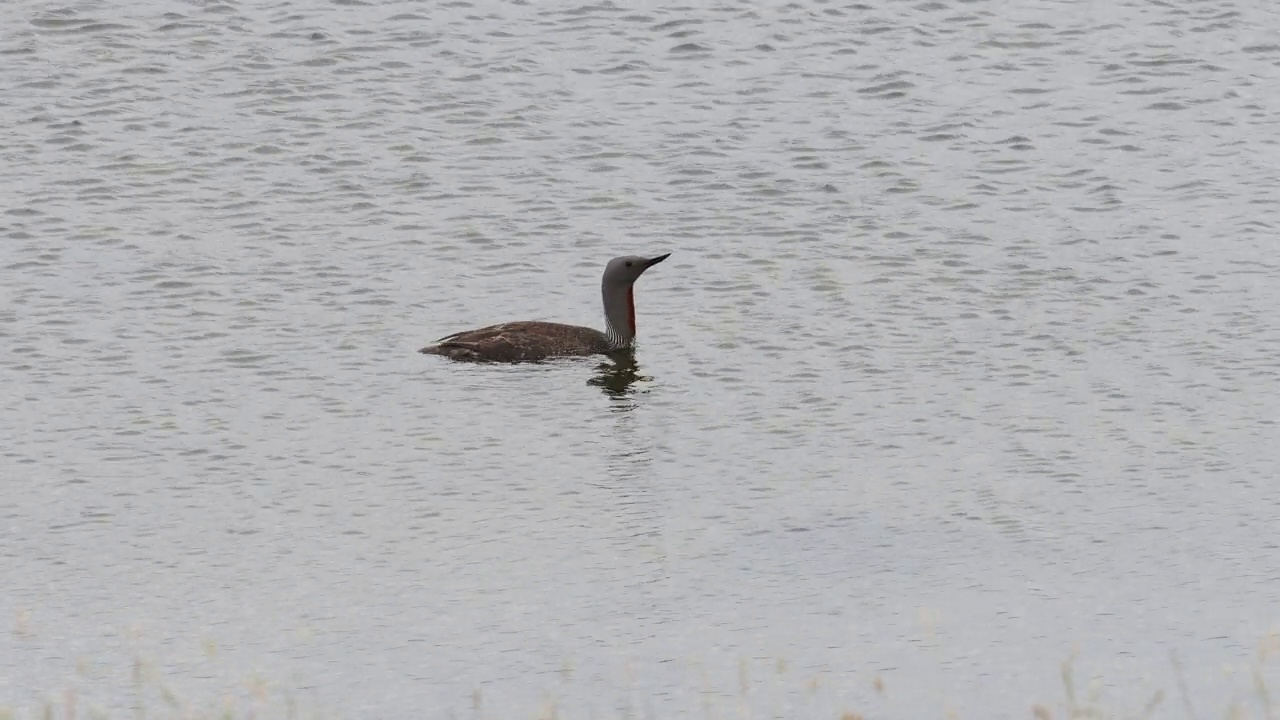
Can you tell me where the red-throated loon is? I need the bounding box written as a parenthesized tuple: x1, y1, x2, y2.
(419, 253, 670, 362)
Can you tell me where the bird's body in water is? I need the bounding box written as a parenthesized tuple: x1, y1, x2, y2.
(419, 253, 670, 363)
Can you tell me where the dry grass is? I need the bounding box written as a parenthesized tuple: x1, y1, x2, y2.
(3, 635, 1279, 720)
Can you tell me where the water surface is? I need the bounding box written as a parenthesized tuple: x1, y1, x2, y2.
(3, 0, 1280, 717)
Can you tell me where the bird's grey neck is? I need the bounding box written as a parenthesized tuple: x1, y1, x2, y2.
(602, 284, 634, 350)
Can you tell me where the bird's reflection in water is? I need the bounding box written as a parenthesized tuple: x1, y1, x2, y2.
(589, 350, 652, 404)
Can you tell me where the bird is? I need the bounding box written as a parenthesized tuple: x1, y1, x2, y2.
(419, 253, 671, 362)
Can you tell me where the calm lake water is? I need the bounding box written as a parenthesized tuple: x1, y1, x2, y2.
(3, 0, 1280, 718)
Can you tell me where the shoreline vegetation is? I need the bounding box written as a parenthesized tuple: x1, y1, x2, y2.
(3, 635, 1279, 720)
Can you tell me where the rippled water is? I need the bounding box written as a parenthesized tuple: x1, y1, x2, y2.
(4, 0, 1280, 717)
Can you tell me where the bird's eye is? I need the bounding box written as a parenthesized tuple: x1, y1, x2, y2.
(625, 261, 633, 267)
